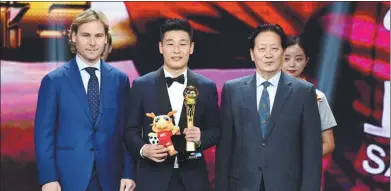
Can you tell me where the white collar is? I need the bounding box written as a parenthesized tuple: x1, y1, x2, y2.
(76, 54, 101, 71)
(256, 70, 281, 87)
(163, 67, 187, 79)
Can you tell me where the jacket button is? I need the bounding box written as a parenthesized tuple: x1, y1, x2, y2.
(262, 143, 267, 147)
(90, 148, 95, 152)
(258, 167, 262, 171)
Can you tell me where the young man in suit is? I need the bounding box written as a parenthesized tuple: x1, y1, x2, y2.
(34, 9, 135, 191)
(215, 24, 322, 191)
(124, 18, 220, 191)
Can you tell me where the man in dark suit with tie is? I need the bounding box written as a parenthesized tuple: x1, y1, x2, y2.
(34, 9, 135, 191)
(124, 18, 220, 191)
(215, 24, 322, 191)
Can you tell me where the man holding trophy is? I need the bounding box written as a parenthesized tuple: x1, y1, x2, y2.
(124, 18, 220, 191)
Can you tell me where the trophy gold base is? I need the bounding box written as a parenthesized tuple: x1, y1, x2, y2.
(186, 141, 196, 152)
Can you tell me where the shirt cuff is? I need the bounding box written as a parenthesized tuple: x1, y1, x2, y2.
(140, 144, 146, 158)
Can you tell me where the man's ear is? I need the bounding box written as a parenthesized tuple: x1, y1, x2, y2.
(249, 49, 254, 61)
(71, 31, 76, 43)
(159, 41, 163, 54)
(190, 42, 194, 55)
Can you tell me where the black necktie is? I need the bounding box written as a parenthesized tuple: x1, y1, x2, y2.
(85, 67, 100, 124)
(165, 74, 185, 87)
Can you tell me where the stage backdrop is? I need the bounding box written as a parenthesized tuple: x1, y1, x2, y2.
(1, 2, 389, 191)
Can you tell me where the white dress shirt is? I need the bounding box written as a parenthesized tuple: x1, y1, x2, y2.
(164, 68, 187, 169)
(76, 55, 101, 93)
(163, 68, 187, 125)
(256, 71, 281, 113)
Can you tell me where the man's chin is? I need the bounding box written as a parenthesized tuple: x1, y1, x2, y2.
(85, 56, 101, 62)
(166, 63, 187, 70)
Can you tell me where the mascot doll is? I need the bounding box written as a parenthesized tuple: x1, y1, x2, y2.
(146, 111, 181, 156)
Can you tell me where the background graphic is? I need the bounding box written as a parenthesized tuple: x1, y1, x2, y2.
(1, 2, 389, 191)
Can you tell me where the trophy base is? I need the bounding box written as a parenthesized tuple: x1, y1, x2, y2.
(171, 135, 202, 161)
(186, 152, 203, 160)
(186, 141, 196, 152)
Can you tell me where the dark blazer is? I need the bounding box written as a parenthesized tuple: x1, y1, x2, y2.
(34, 59, 134, 191)
(124, 67, 220, 191)
(215, 72, 322, 191)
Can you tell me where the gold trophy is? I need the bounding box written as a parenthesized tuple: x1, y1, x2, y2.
(183, 86, 199, 152)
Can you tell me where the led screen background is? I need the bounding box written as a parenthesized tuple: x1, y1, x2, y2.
(1, 2, 389, 191)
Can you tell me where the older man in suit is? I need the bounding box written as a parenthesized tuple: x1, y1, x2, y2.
(215, 24, 322, 191)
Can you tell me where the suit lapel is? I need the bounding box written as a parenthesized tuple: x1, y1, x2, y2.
(155, 67, 173, 117)
(241, 74, 263, 142)
(264, 72, 292, 140)
(95, 61, 112, 127)
(64, 59, 93, 124)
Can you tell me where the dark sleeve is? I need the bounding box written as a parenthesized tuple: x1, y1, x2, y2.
(123, 79, 147, 161)
(121, 76, 135, 179)
(300, 84, 322, 191)
(215, 82, 234, 191)
(199, 82, 221, 150)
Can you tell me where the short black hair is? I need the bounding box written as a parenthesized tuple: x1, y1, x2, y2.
(286, 36, 308, 58)
(160, 18, 194, 42)
(248, 24, 287, 49)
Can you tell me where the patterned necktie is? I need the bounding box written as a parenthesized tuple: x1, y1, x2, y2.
(259, 81, 271, 138)
(85, 67, 100, 124)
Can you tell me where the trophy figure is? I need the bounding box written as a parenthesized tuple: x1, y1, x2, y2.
(183, 86, 199, 152)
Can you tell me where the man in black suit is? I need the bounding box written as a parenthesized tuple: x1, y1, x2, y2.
(215, 24, 322, 191)
(124, 18, 220, 191)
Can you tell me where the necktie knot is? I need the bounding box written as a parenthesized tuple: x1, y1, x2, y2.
(85, 67, 97, 77)
(165, 74, 185, 87)
(262, 81, 271, 89)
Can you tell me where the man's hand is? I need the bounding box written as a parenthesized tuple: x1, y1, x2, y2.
(42, 181, 61, 191)
(172, 126, 181, 135)
(120, 179, 136, 191)
(184, 126, 201, 145)
(141, 144, 169, 162)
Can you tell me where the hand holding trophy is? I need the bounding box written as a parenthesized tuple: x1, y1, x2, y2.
(183, 86, 199, 152)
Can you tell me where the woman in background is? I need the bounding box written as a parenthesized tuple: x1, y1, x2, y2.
(282, 36, 337, 190)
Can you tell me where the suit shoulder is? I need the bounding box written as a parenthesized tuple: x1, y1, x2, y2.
(109, 65, 129, 81)
(110, 66, 126, 76)
(45, 62, 68, 80)
(133, 70, 156, 85)
(289, 76, 315, 90)
(225, 74, 253, 87)
(194, 73, 216, 87)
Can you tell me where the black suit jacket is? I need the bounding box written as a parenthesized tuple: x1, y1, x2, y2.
(215, 72, 322, 191)
(124, 67, 220, 191)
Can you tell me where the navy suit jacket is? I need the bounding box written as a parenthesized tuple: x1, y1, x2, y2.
(124, 67, 220, 191)
(34, 59, 134, 191)
(215, 72, 322, 191)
